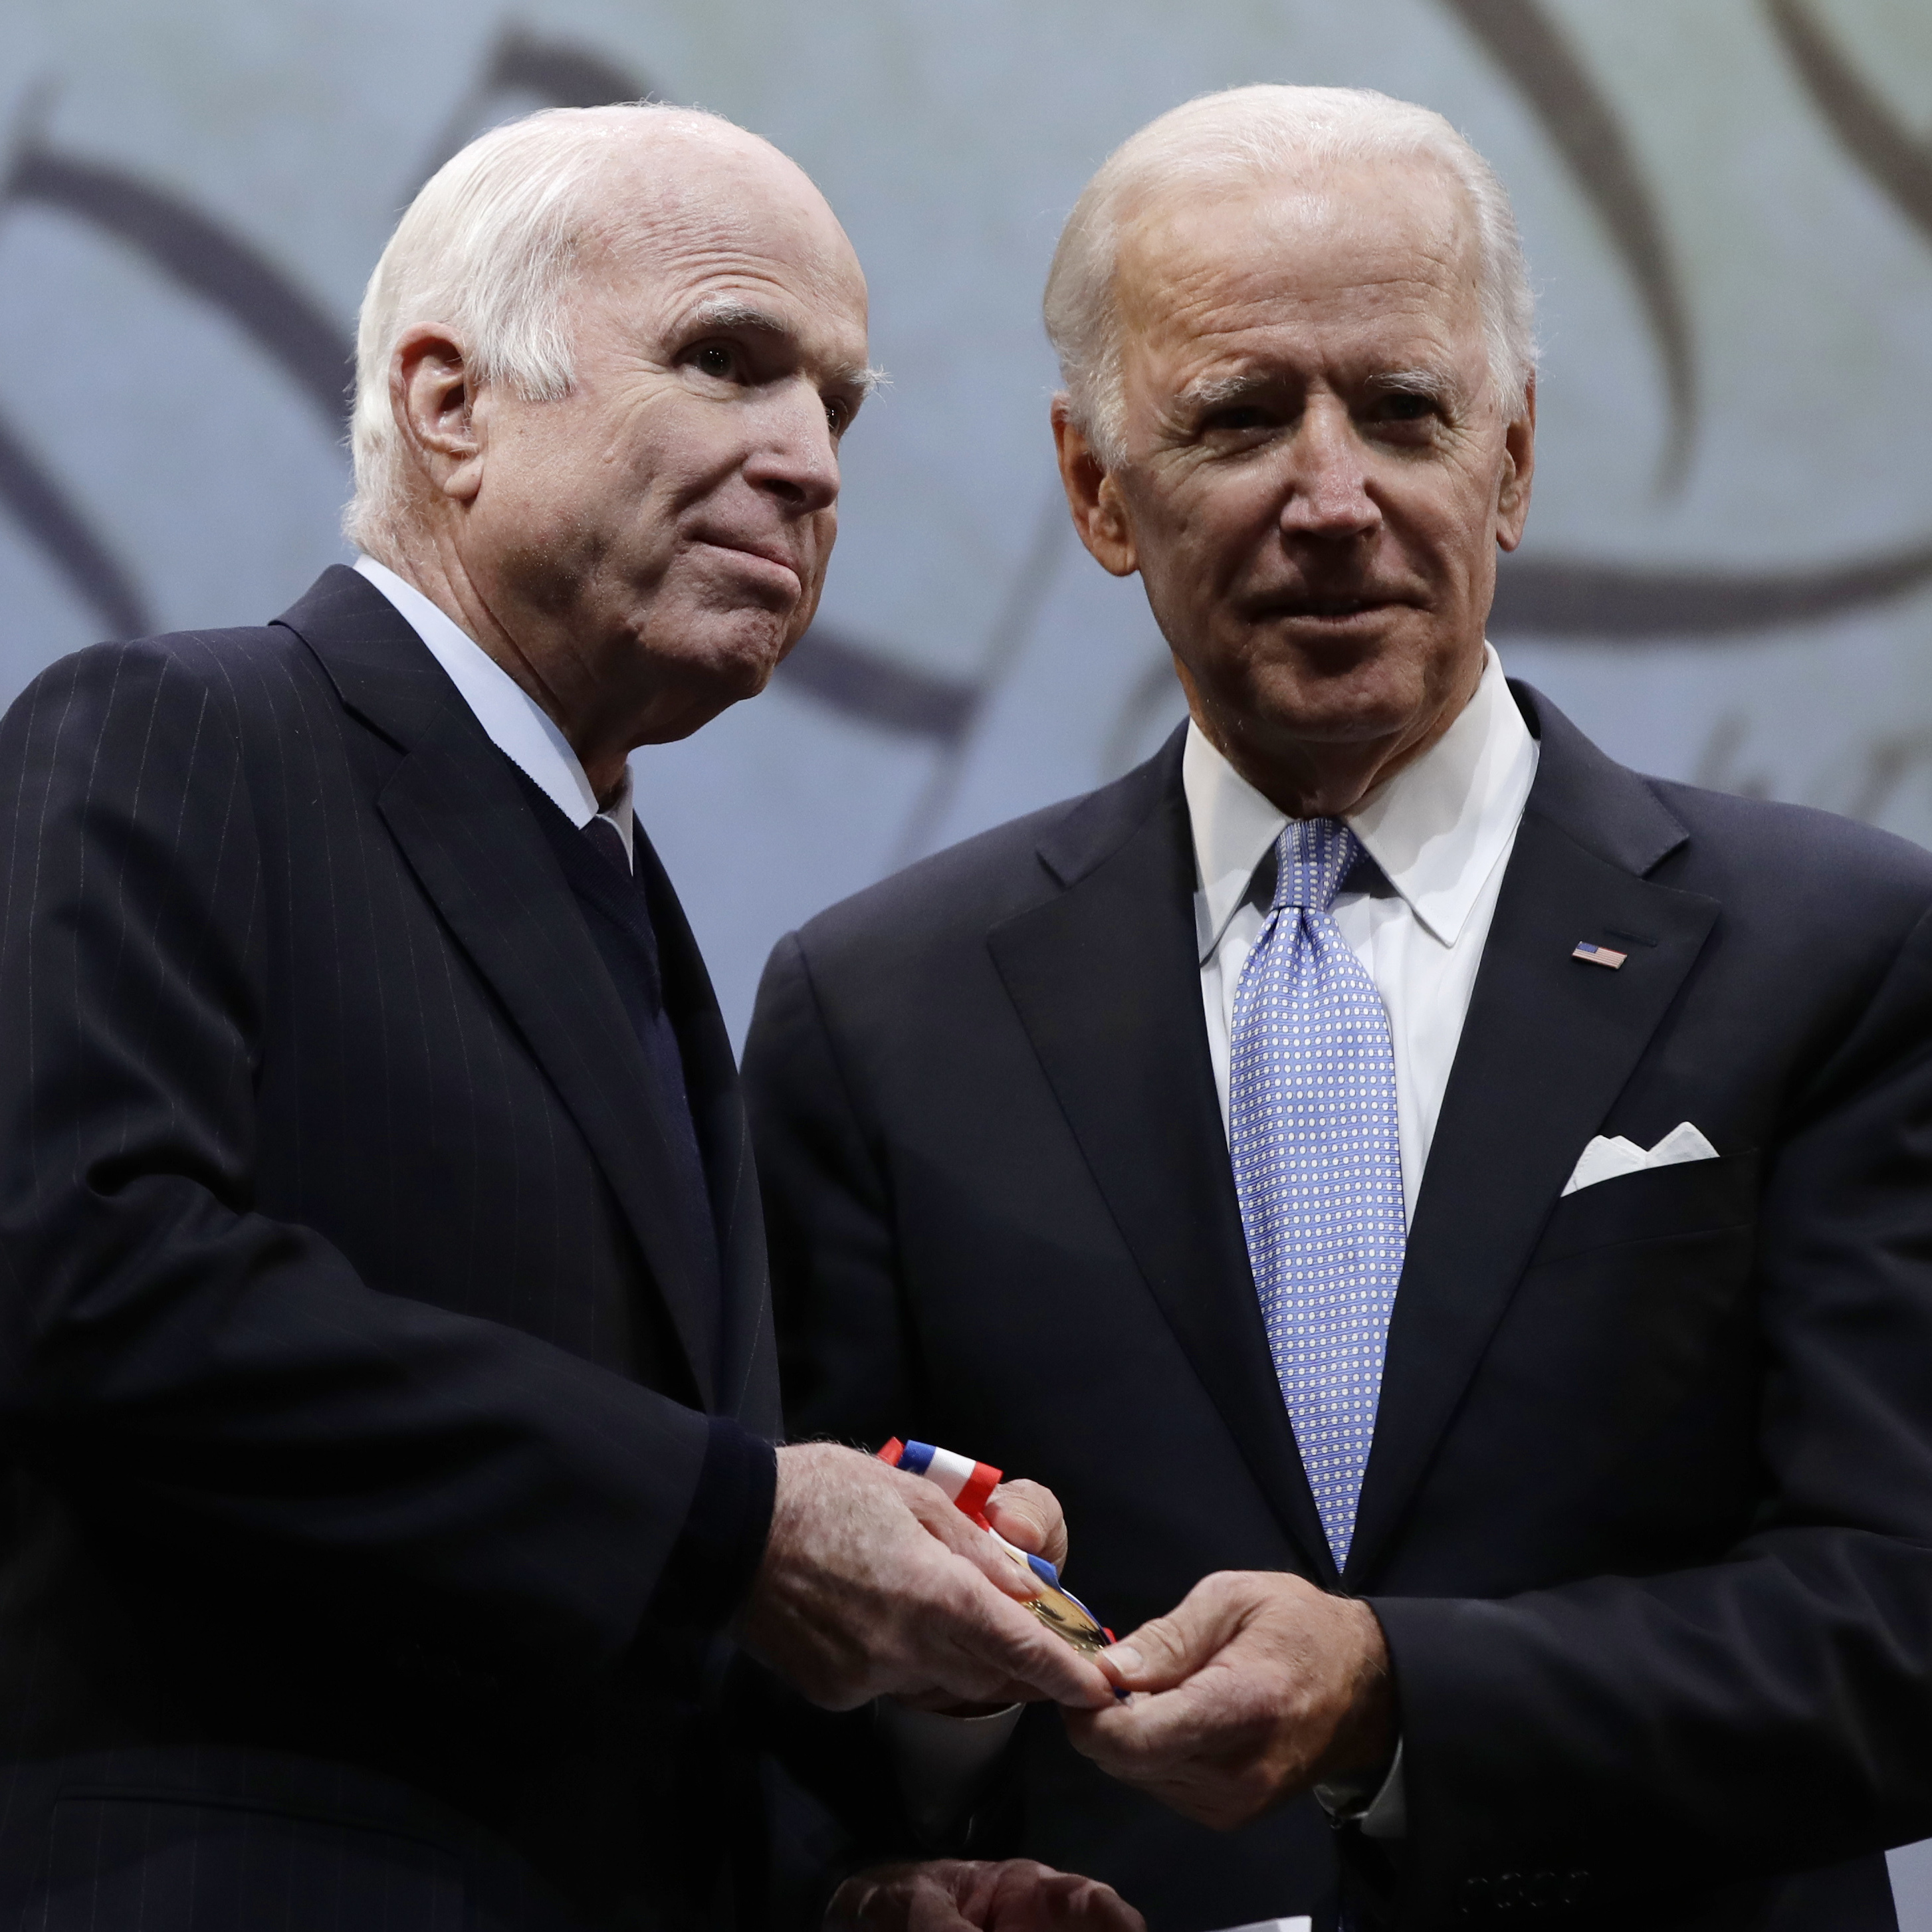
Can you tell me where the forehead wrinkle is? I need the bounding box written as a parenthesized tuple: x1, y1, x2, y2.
(1117, 165, 1480, 352)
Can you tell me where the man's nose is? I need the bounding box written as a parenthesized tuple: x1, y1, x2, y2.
(1279, 397, 1379, 540)
(743, 380, 841, 514)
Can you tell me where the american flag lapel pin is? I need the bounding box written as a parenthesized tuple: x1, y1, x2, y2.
(1572, 940, 1628, 969)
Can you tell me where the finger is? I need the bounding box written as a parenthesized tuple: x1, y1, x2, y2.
(985, 1480, 1069, 1572)
(1062, 1662, 1267, 1788)
(1070, 1880, 1148, 1932)
(982, 1865, 1146, 1932)
(829, 1865, 980, 1932)
(1097, 1573, 1255, 1692)
(980, 1861, 1071, 1930)
(1043, 1876, 1148, 1932)
(900, 1477, 1041, 1602)
(930, 1571, 1117, 1710)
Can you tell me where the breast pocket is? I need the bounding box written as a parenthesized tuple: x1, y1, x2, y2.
(1478, 1150, 1767, 1535)
(1534, 1148, 1760, 1267)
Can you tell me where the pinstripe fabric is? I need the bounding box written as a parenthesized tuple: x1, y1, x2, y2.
(0, 569, 777, 1930)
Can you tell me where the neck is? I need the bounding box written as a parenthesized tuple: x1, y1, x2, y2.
(374, 524, 635, 802)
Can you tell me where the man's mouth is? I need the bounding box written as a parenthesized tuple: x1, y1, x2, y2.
(705, 537, 802, 580)
(1261, 592, 1399, 621)
(1297, 596, 1382, 617)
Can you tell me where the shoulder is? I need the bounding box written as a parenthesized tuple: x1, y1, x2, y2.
(4, 621, 329, 744)
(1519, 681, 1932, 945)
(1650, 777, 1932, 928)
(784, 743, 1179, 986)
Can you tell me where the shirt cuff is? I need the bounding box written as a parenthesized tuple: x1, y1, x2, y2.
(647, 1416, 778, 1631)
(875, 1698, 1024, 1846)
(1315, 1737, 1407, 1840)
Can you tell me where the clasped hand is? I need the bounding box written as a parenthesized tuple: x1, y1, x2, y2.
(738, 1449, 1388, 1835)
(1066, 1570, 1395, 1830)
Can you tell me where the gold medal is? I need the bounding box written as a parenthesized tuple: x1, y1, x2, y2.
(1024, 1581, 1111, 1658)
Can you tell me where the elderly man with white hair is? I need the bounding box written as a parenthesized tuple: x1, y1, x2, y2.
(0, 103, 1144, 1932)
(747, 85, 1932, 1929)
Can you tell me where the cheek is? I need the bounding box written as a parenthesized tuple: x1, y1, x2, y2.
(479, 425, 596, 536)
(1386, 473, 1493, 574)
(1136, 478, 1267, 591)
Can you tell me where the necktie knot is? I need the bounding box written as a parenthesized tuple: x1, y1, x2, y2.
(1271, 817, 1356, 914)
(583, 814, 631, 878)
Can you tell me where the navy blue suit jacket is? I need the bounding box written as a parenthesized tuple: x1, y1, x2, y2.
(744, 688, 1932, 1931)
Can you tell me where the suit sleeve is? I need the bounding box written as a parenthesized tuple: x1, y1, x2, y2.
(0, 640, 748, 1686)
(743, 928, 920, 1449)
(1372, 900, 1932, 1913)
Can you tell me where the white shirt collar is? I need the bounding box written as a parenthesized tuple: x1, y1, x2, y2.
(1185, 643, 1538, 962)
(353, 555, 633, 861)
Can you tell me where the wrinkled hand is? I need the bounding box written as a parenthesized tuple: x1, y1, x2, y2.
(827, 1860, 1145, 1932)
(1064, 1570, 1394, 1830)
(893, 1478, 1071, 1717)
(738, 1444, 1114, 1713)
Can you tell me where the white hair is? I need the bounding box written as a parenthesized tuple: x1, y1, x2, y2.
(1043, 85, 1537, 468)
(344, 102, 740, 558)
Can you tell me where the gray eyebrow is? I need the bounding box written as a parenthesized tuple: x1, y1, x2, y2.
(685, 298, 885, 397)
(1366, 366, 1459, 403)
(687, 297, 791, 336)
(1176, 372, 1273, 413)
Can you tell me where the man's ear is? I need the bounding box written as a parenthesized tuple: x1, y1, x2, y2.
(1051, 397, 1138, 578)
(1495, 372, 1536, 554)
(391, 325, 486, 506)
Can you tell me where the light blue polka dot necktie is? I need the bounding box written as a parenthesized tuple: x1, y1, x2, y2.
(1228, 818, 1406, 1566)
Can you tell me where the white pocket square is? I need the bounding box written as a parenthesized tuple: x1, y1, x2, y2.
(1562, 1121, 1719, 1196)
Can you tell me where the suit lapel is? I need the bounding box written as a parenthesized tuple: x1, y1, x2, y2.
(989, 735, 1337, 1585)
(276, 568, 720, 1407)
(1344, 687, 1719, 1585)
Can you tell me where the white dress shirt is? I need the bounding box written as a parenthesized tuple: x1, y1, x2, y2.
(1191, 645, 1539, 1219)
(1190, 645, 1536, 1840)
(354, 556, 635, 865)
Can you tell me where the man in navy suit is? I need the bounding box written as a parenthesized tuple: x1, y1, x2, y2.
(744, 86, 1932, 1928)
(0, 102, 1134, 1932)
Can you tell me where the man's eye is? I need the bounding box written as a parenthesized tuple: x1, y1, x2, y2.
(1202, 406, 1271, 434)
(693, 344, 738, 380)
(1376, 391, 1436, 421)
(824, 398, 849, 435)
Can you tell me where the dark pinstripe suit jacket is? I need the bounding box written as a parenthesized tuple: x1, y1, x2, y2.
(0, 568, 779, 1931)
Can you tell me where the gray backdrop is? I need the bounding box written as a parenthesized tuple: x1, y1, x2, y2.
(2, 0, 1929, 1912)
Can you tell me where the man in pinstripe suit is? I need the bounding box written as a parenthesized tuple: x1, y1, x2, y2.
(0, 104, 1132, 1932)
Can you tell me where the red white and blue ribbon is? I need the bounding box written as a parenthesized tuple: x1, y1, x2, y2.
(878, 1437, 1063, 1590)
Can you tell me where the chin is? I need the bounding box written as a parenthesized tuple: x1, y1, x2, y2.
(1244, 662, 1430, 744)
(647, 624, 790, 740)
